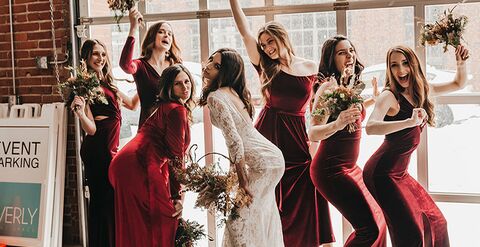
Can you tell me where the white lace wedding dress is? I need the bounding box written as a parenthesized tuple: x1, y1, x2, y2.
(207, 90, 285, 247)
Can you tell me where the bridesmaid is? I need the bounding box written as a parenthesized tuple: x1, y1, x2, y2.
(229, 0, 334, 246)
(309, 35, 386, 247)
(109, 64, 195, 247)
(364, 45, 469, 246)
(120, 7, 183, 128)
(71, 39, 138, 247)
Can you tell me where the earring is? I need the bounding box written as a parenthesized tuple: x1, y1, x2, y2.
(165, 50, 170, 58)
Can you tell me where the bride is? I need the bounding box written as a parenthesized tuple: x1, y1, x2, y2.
(199, 48, 285, 247)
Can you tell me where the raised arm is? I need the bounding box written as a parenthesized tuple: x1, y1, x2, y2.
(229, 0, 261, 65)
(365, 90, 425, 135)
(119, 8, 143, 74)
(117, 90, 139, 110)
(430, 45, 469, 96)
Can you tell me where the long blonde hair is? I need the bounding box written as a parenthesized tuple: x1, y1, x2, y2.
(257, 21, 295, 101)
(385, 45, 435, 126)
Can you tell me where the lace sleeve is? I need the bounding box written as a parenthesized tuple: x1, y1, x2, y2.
(207, 95, 244, 164)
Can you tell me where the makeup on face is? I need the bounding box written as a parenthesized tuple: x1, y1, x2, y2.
(202, 52, 222, 82)
(259, 33, 280, 59)
(173, 71, 192, 101)
(389, 52, 411, 88)
(88, 44, 107, 74)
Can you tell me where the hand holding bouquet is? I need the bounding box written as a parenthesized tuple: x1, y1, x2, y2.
(107, 0, 144, 28)
(58, 60, 108, 110)
(173, 146, 253, 225)
(175, 218, 211, 247)
(420, 5, 468, 52)
(312, 69, 364, 133)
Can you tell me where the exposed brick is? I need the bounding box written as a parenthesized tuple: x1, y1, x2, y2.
(15, 14, 28, 23)
(27, 31, 52, 40)
(29, 49, 50, 57)
(0, 24, 11, 33)
(14, 22, 40, 32)
(27, 2, 51, 12)
(13, 5, 27, 13)
(15, 50, 29, 59)
(19, 95, 42, 103)
(14, 32, 28, 41)
(16, 0, 39, 4)
(17, 58, 36, 67)
(17, 77, 43, 85)
(39, 39, 60, 48)
(39, 20, 63, 30)
(14, 40, 38, 50)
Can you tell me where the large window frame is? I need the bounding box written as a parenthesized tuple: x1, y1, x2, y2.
(78, 0, 480, 246)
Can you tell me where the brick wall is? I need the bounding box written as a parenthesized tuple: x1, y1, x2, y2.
(0, 0, 80, 244)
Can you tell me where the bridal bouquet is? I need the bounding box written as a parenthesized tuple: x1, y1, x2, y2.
(107, 0, 142, 26)
(58, 60, 108, 108)
(175, 219, 210, 247)
(420, 5, 468, 52)
(173, 145, 252, 225)
(312, 69, 364, 133)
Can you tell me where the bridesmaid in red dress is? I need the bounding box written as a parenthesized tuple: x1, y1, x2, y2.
(229, 1, 334, 246)
(109, 64, 195, 247)
(120, 7, 183, 128)
(309, 35, 386, 247)
(71, 39, 138, 247)
(364, 45, 469, 247)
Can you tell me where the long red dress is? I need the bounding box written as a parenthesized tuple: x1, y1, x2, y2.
(311, 107, 387, 246)
(80, 86, 121, 247)
(120, 36, 162, 128)
(363, 93, 449, 247)
(254, 67, 334, 247)
(109, 102, 190, 247)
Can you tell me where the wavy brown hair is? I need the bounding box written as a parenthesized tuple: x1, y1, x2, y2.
(199, 48, 254, 118)
(141, 21, 182, 65)
(157, 64, 196, 122)
(385, 45, 435, 126)
(80, 39, 118, 99)
(318, 35, 364, 86)
(257, 21, 295, 101)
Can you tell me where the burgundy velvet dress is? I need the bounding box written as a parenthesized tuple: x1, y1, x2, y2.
(120, 36, 162, 128)
(109, 102, 190, 247)
(80, 86, 121, 247)
(363, 93, 449, 247)
(311, 107, 387, 247)
(254, 66, 334, 247)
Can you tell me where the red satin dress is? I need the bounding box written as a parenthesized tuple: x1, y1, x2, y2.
(254, 66, 334, 247)
(311, 107, 387, 247)
(120, 36, 162, 128)
(363, 93, 449, 247)
(80, 85, 121, 247)
(109, 102, 190, 247)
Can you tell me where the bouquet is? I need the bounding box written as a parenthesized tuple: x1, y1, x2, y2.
(312, 70, 364, 133)
(107, 0, 142, 27)
(173, 145, 253, 225)
(420, 5, 468, 52)
(58, 60, 108, 108)
(175, 218, 210, 247)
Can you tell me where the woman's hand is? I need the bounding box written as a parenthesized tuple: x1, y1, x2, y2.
(334, 107, 361, 130)
(71, 96, 86, 116)
(455, 44, 469, 63)
(408, 108, 427, 127)
(172, 200, 183, 219)
(128, 7, 144, 33)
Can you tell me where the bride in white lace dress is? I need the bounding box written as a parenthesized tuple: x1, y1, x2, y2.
(199, 48, 285, 247)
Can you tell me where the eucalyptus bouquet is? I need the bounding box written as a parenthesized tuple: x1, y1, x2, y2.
(58, 60, 107, 109)
(173, 145, 253, 225)
(107, 0, 142, 26)
(420, 5, 468, 52)
(312, 69, 364, 133)
(175, 219, 210, 247)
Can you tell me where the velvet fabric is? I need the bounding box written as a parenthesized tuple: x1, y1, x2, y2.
(120, 36, 162, 128)
(80, 86, 121, 247)
(254, 66, 334, 247)
(364, 93, 449, 247)
(109, 102, 190, 247)
(311, 106, 387, 247)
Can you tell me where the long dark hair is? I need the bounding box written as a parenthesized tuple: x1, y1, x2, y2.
(141, 21, 182, 65)
(257, 21, 295, 101)
(157, 64, 196, 121)
(318, 35, 364, 86)
(80, 39, 118, 99)
(199, 48, 254, 118)
(385, 45, 435, 126)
